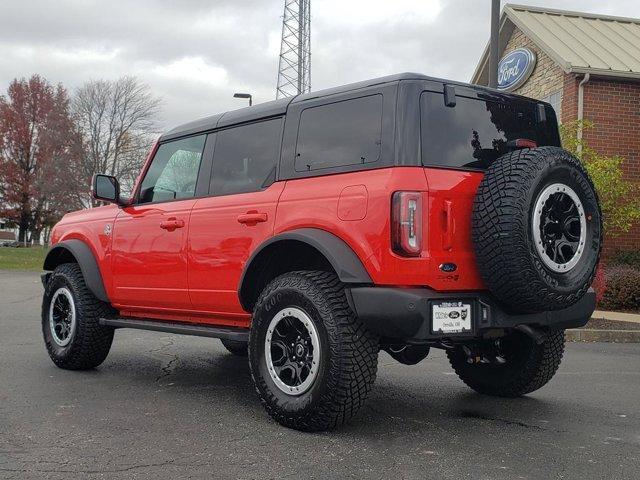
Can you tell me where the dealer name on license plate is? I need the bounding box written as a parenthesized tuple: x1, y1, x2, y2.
(432, 301, 472, 334)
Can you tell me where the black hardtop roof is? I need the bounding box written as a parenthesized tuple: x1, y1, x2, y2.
(159, 72, 535, 142)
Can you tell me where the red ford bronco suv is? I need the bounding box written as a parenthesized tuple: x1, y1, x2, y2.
(41, 73, 602, 431)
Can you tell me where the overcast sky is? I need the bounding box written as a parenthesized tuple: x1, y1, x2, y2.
(2, 0, 640, 129)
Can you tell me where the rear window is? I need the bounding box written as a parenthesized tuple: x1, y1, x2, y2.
(295, 95, 383, 172)
(420, 91, 560, 170)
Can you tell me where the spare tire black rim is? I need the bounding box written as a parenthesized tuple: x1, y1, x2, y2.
(532, 183, 587, 273)
(265, 307, 320, 395)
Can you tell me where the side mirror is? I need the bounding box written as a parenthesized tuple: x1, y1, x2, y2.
(92, 174, 121, 205)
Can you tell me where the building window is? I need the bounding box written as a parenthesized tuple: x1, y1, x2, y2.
(541, 91, 562, 122)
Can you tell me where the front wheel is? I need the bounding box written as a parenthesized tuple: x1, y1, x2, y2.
(249, 271, 379, 432)
(41, 263, 115, 370)
(447, 329, 565, 397)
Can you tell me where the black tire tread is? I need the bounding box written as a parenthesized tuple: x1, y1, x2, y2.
(250, 270, 378, 431)
(220, 339, 248, 357)
(447, 329, 566, 397)
(42, 263, 114, 370)
(473, 146, 601, 313)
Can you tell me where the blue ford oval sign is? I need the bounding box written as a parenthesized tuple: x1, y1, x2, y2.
(497, 48, 536, 91)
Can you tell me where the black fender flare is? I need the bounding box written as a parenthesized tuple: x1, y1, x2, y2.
(238, 228, 373, 311)
(43, 239, 109, 303)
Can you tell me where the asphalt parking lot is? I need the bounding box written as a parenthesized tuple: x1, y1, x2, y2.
(1, 270, 639, 479)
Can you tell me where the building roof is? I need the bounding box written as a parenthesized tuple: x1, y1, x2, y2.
(472, 4, 640, 85)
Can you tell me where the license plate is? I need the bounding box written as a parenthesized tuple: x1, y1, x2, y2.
(431, 301, 472, 334)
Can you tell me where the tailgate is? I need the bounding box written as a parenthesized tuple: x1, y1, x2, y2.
(423, 167, 486, 291)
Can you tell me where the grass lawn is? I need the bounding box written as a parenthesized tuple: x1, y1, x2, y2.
(0, 246, 46, 271)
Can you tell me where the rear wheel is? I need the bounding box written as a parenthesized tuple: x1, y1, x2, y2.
(220, 339, 248, 357)
(249, 271, 379, 431)
(41, 263, 114, 370)
(447, 329, 565, 397)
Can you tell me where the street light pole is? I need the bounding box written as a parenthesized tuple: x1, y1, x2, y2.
(233, 93, 253, 106)
(489, 0, 500, 88)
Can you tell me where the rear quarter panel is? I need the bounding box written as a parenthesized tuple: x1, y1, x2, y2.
(276, 167, 486, 291)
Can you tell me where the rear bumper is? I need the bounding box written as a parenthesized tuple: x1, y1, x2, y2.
(347, 286, 595, 342)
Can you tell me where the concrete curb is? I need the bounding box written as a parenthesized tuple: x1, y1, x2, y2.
(566, 329, 640, 343)
(591, 310, 640, 324)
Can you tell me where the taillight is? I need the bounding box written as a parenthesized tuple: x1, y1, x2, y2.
(391, 191, 423, 257)
(506, 138, 538, 149)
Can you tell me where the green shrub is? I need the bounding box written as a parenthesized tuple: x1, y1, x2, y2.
(560, 120, 640, 235)
(610, 250, 640, 268)
(599, 266, 640, 312)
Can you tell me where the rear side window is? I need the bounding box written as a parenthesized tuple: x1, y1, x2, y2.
(210, 118, 282, 196)
(138, 135, 206, 204)
(420, 92, 560, 170)
(295, 95, 383, 172)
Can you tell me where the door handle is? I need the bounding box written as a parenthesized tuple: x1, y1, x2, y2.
(237, 212, 268, 225)
(160, 217, 185, 231)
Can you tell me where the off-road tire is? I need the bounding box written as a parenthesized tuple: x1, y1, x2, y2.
(447, 329, 565, 397)
(220, 339, 248, 357)
(473, 146, 602, 313)
(249, 271, 379, 432)
(42, 263, 114, 370)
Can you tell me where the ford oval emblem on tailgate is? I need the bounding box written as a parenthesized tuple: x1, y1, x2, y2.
(439, 263, 457, 273)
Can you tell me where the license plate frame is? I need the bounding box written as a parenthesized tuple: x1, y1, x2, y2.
(431, 300, 474, 335)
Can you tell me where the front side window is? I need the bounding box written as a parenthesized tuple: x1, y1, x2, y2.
(210, 118, 283, 196)
(138, 135, 206, 204)
(420, 92, 559, 170)
(295, 95, 383, 172)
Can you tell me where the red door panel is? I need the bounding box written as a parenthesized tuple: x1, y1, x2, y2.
(187, 182, 284, 325)
(110, 199, 196, 311)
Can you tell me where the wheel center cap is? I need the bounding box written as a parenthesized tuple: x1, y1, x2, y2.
(295, 343, 305, 357)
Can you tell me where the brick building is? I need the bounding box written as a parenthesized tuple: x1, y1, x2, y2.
(472, 4, 640, 253)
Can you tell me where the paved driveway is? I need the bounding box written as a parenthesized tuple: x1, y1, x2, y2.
(1, 270, 639, 479)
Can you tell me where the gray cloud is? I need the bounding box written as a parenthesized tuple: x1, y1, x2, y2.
(1, 0, 639, 129)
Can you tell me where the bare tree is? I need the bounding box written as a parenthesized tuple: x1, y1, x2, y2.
(73, 77, 162, 203)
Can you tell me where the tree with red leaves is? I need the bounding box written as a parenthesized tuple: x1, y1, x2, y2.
(0, 75, 83, 244)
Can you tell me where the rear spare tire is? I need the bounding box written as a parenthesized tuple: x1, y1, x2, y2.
(473, 146, 602, 313)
